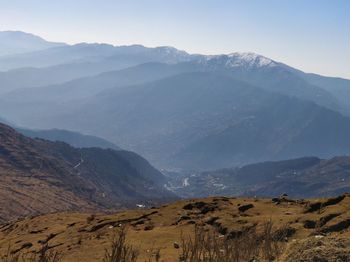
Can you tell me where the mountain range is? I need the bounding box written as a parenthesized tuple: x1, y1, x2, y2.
(1, 31, 350, 172)
(0, 21, 350, 262)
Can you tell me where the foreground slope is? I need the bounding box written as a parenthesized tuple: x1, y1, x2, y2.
(0, 194, 349, 261)
(0, 123, 175, 222)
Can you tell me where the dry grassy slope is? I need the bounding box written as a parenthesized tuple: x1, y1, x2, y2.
(0, 194, 349, 261)
(0, 123, 175, 222)
(0, 123, 99, 222)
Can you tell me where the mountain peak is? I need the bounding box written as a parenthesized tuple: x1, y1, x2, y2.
(0, 30, 46, 41)
(0, 31, 66, 56)
(227, 52, 277, 68)
(195, 52, 278, 70)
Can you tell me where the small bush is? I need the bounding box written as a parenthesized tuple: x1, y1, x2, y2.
(179, 221, 287, 262)
(86, 214, 96, 224)
(103, 226, 139, 262)
(1, 243, 62, 262)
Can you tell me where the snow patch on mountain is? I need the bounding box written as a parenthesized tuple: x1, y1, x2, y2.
(227, 52, 277, 68)
(194, 52, 278, 70)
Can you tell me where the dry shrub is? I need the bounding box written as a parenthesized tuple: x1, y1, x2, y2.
(1, 243, 62, 262)
(86, 214, 96, 224)
(35, 244, 62, 262)
(179, 221, 287, 262)
(104, 226, 162, 262)
(146, 248, 161, 262)
(103, 226, 139, 262)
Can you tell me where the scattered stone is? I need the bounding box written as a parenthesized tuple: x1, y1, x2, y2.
(306, 195, 346, 213)
(238, 204, 254, 212)
(11, 242, 32, 254)
(144, 224, 154, 231)
(86, 214, 95, 224)
(29, 229, 43, 234)
(273, 226, 296, 240)
(183, 201, 217, 214)
(132, 219, 147, 226)
(272, 198, 280, 203)
(319, 213, 341, 227)
(303, 220, 317, 229)
(314, 235, 324, 239)
(203, 216, 219, 225)
(67, 222, 76, 228)
(321, 218, 350, 233)
(183, 202, 206, 210)
(179, 215, 191, 220)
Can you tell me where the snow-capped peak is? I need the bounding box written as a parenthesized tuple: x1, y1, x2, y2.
(226, 52, 276, 68)
(195, 52, 278, 70)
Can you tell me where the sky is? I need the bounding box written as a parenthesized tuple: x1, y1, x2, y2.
(0, 0, 349, 78)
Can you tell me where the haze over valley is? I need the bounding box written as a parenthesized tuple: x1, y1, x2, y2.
(2, 31, 350, 173)
(1, 1, 350, 260)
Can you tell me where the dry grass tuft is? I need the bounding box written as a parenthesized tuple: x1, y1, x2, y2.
(1, 243, 62, 262)
(179, 221, 287, 262)
(103, 226, 139, 262)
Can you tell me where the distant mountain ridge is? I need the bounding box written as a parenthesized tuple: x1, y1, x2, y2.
(0, 117, 121, 150)
(2, 31, 350, 171)
(0, 40, 192, 72)
(18, 128, 121, 150)
(0, 32, 349, 114)
(0, 31, 65, 56)
(4, 71, 350, 170)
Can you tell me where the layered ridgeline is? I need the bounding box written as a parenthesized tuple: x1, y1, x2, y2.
(0, 33, 191, 95)
(1, 32, 350, 171)
(18, 128, 121, 150)
(0, 31, 65, 57)
(168, 156, 350, 198)
(1, 118, 120, 150)
(0, 123, 176, 222)
(4, 71, 350, 170)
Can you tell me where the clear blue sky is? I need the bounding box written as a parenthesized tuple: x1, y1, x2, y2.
(1, 0, 349, 78)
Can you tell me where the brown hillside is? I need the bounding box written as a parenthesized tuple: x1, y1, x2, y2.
(1, 194, 349, 261)
(0, 123, 175, 222)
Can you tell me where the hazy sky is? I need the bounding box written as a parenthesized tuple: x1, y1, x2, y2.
(1, 0, 349, 78)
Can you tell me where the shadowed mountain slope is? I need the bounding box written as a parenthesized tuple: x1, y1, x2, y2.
(0, 123, 175, 222)
(2, 39, 350, 171)
(14, 72, 350, 170)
